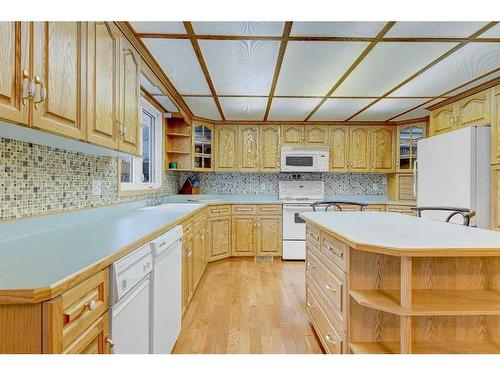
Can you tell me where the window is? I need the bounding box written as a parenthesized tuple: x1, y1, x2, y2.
(119, 98, 163, 192)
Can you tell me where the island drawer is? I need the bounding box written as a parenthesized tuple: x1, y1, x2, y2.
(306, 224, 321, 249)
(207, 205, 231, 217)
(320, 232, 348, 271)
(307, 246, 346, 320)
(232, 205, 257, 215)
(257, 204, 282, 215)
(44, 269, 109, 353)
(306, 282, 345, 354)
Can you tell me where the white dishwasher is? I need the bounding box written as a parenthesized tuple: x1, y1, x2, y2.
(109, 244, 152, 354)
(150, 225, 183, 354)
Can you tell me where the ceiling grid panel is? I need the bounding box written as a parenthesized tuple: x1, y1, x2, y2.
(303, 21, 396, 121)
(263, 22, 293, 121)
(347, 22, 499, 121)
(183, 21, 226, 120)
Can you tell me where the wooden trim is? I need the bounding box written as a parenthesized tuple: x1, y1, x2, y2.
(346, 22, 499, 121)
(114, 22, 193, 119)
(263, 22, 293, 121)
(183, 22, 225, 121)
(394, 116, 429, 125)
(304, 22, 396, 121)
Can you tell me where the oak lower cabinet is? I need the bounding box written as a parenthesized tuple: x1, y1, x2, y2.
(232, 216, 257, 256)
(182, 231, 194, 314)
(62, 314, 110, 354)
(207, 215, 232, 261)
(386, 204, 416, 216)
(256, 215, 282, 256)
(192, 217, 207, 290)
(31, 22, 86, 140)
(493, 86, 500, 164)
(492, 165, 500, 231)
(387, 173, 416, 201)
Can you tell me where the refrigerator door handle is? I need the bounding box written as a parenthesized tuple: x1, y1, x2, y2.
(413, 160, 418, 198)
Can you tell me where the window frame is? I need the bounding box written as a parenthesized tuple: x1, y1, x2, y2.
(118, 97, 164, 195)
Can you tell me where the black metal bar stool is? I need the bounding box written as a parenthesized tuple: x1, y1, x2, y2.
(410, 206, 476, 226)
(311, 201, 368, 212)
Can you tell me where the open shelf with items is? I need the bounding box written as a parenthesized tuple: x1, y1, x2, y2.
(396, 121, 426, 173)
(348, 248, 500, 354)
(192, 121, 214, 171)
(166, 115, 192, 171)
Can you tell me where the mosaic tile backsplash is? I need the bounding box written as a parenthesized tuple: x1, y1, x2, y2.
(0, 138, 179, 220)
(178, 172, 387, 196)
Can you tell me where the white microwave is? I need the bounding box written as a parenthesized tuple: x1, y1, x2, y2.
(280, 146, 329, 172)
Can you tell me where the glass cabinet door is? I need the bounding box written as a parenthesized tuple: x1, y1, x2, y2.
(397, 123, 426, 172)
(193, 123, 213, 170)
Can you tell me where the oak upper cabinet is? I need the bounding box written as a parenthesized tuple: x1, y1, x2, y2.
(232, 216, 256, 256)
(256, 216, 282, 256)
(207, 216, 232, 261)
(86, 22, 120, 150)
(260, 125, 281, 172)
(31, 22, 85, 140)
(328, 126, 349, 172)
(215, 125, 238, 171)
(117, 36, 141, 156)
(494, 86, 500, 164)
(371, 126, 395, 173)
(456, 90, 491, 128)
(396, 122, 426, 172)
(238, 125, 259, 172)
(281, 124, 304, 145)
(430, 103, 455, 136)
(0, 22, 30, 125)
(304, 125, 328, 145)
(348, 126, 370, 172)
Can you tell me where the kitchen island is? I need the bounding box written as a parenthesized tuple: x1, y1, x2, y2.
(300, 211, 500, 354)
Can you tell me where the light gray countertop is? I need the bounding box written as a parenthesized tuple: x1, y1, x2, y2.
(0, 193, 410, 295)
(301, 211, 500, 255)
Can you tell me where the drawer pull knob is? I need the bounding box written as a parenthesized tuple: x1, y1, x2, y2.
(106, 337, 115, 348)
(324, 333, 338, 344)
(307, 302, 316, 308)
(325, 284, 336, 293)
(325, 245, 343, 257)
(86, 300, 97, 311)
(307, 261, 316, 268)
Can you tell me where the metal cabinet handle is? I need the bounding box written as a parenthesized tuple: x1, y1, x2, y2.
(325, 243, 343, 258)
(325, 284, 337, 293)
(307, 302, 316, 308)
(307, 261, 316, 268)
(106, 337, 115, 348)
(33, 75, 46, 109)
(324, 333, 339, 344)
(85, 300, 97, 311)
(21, 70, 35, 105)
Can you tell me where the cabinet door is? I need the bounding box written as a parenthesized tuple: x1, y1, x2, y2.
(256, 216, 282, 256)
(86, 22, 120, 150)
(32, 22, 85, 139)
(457, 90, 491, 128)
(260, 124, 280, 171)
(118, 37, 141, 155)
(430, 104, 454, 136)
(182, 235, 194, 312)
(304, 125, 328, 145)
(0, 22, 29, 125)
(62, 314, 110, 354)
(281, 124, 304, 145)
(494, 87, 500, 164)
(239, 125, 259, 171)
(215, 125, 238, 171)
(192, 225, 205, 290)
(232, 216, 256, 256)
(371, 126, 394, 173)
(207, 216, 231, 261)
(348, 126, 370, 172)
(328, 126, 349, 172)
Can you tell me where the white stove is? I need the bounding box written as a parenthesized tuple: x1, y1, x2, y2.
(279, 181, 325, 260)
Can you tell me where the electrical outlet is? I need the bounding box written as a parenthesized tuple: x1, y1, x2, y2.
(372, 183, 379, 191)
(92, 180, 102, 196)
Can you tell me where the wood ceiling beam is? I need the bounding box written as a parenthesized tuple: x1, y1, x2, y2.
(183, 21, 226, 121)
(346, 22, 499, 121)
(263, 22, 293, 121)
(183, 94, 450, 99)
(386, 66, 500, 121)
(303, 21, 396, 121)
(192, 115, 399, 126)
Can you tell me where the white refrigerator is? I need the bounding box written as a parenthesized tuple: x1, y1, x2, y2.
(416, 125, 490, 228)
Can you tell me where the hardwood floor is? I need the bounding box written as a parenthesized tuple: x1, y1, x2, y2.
(173, 258, 323, 354)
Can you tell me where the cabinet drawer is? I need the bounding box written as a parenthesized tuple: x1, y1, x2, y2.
(306, 283, 344, 354)
(363, 204, 385, 212)
(232, 205, 257, 215)
(207, 205, 231, 217)
(386, 205, 415, 216)
(320, 232, 348, 271)
(62, 313, 109, 354)
(44, 269, 109, 352)
(307, 247, 346, 319)
(257, 204, 282, 215)
(306, 224, 320, 249)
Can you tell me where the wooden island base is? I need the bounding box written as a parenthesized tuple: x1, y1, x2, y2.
(303, 213, 500, 354)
